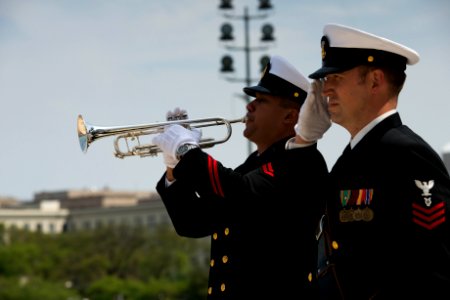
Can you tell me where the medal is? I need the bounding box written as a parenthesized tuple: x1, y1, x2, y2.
(339, 209, 354, 222)
(362, 207, 374, 221)
(353, 208, 363, 221)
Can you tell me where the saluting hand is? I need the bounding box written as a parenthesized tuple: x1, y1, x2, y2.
(295, 80, 331, 142)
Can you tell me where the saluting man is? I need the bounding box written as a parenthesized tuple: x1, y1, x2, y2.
(294, 23, 450, 299)
(152, 55, 329, 299)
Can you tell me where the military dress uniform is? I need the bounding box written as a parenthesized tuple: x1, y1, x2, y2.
(321, 113, 450, 299)
(154, 55, 329, 299)
(157, 137, 328, 299)
(308, 24, 450, 300)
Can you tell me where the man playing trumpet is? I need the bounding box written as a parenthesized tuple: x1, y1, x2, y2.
(152, 55, 329, 299)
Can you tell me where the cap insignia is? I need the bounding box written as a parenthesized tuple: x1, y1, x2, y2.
(260, 61, 271, 80)
(320, 36, 329, 61)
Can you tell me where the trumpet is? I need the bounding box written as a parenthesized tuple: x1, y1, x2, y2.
(77, 114, 245, 158)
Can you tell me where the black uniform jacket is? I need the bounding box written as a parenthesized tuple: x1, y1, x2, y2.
(322, 113, 450, 300)
(156, 137, 329, 299)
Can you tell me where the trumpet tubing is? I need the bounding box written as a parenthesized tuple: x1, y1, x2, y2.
(77, 114, 245, 158)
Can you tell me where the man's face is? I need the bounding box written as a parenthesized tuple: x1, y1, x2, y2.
(244, 92, 292, 149)
(321, 66, 371, 133)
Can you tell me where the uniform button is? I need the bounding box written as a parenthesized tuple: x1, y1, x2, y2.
(332, 240, 339, 250)
(210, 259, 215, 267)
(308, 272, 313, 282)
(222, 255, 228, 264)
(220, 283, 226, 292)
(208, 287, 212, 295)
(224, 227, 230, 235)
(213, 232, 218, 240)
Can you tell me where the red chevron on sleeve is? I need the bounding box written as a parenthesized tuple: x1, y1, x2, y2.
(208, 155, 224, 197)
(412, 201, 446, 230)
(262, 162, 274, 177)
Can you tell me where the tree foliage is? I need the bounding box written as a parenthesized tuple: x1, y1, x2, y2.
(0, 224, 209, 299)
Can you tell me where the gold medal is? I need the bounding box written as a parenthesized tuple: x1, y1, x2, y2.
(339, 209, 354, 222)
(353, 208, 363, 221)
(362, 207, 374, 221)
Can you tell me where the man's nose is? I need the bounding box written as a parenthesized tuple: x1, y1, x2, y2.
(321, 82, 331, 97)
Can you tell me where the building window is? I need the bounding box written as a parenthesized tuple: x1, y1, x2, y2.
(62, 222, 69, 232)
(83, 221, 91, 230)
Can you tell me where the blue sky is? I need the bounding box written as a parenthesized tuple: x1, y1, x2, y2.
(1, 0, 449, 201)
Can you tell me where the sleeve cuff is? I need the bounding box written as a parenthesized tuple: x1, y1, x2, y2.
(285, 137, 316, 150)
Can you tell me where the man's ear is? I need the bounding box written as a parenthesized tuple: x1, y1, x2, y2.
(371, 69, 385, 91)
(285, 108, 299, 124)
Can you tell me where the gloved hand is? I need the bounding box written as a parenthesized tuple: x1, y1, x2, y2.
(160, 127, 202, 168)
(295, 80, 331, 142)
(162, 152, 179, 169)
(164, 106, 202, 146)
(152, 124, 202, 159)
(160, 107, 189, 168)
(166, 107, 188, 121)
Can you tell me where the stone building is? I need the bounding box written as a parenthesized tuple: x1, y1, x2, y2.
(0, 189, 169, 234)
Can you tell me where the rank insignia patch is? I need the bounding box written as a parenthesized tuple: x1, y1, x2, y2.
(261, 162, 274, 177)
(412, 201, 446, 230)
(414, 179, 435, 206)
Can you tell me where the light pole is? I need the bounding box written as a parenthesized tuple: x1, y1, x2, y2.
(218, 0, 275, 155)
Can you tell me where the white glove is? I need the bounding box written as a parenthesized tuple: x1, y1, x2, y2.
(190, 127, 202, 142)
(166, 107, 188, 121)
(163, 128, 202, 169)
(152, 124, 202, 159)
(164, 106, 202, 146)
(162, 152, 179, 168)
(295, 80, 331, 142)
(160, 107, 189, 168)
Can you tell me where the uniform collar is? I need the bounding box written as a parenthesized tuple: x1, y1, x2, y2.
(350, 109, 397, 149)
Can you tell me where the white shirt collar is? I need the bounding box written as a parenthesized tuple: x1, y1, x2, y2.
(350, 109, 397, 149)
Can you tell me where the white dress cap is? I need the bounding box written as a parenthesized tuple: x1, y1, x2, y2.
(325, 23, 419, 65)
(309, 23, 420, 79)
(244, 55, 310, 105)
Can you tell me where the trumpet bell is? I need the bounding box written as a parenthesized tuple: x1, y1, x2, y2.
(77, 114, 90, 153)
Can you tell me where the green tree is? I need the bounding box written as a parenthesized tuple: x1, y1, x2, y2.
(0, 224, 209, 299)
(0, 276, 79, 300)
